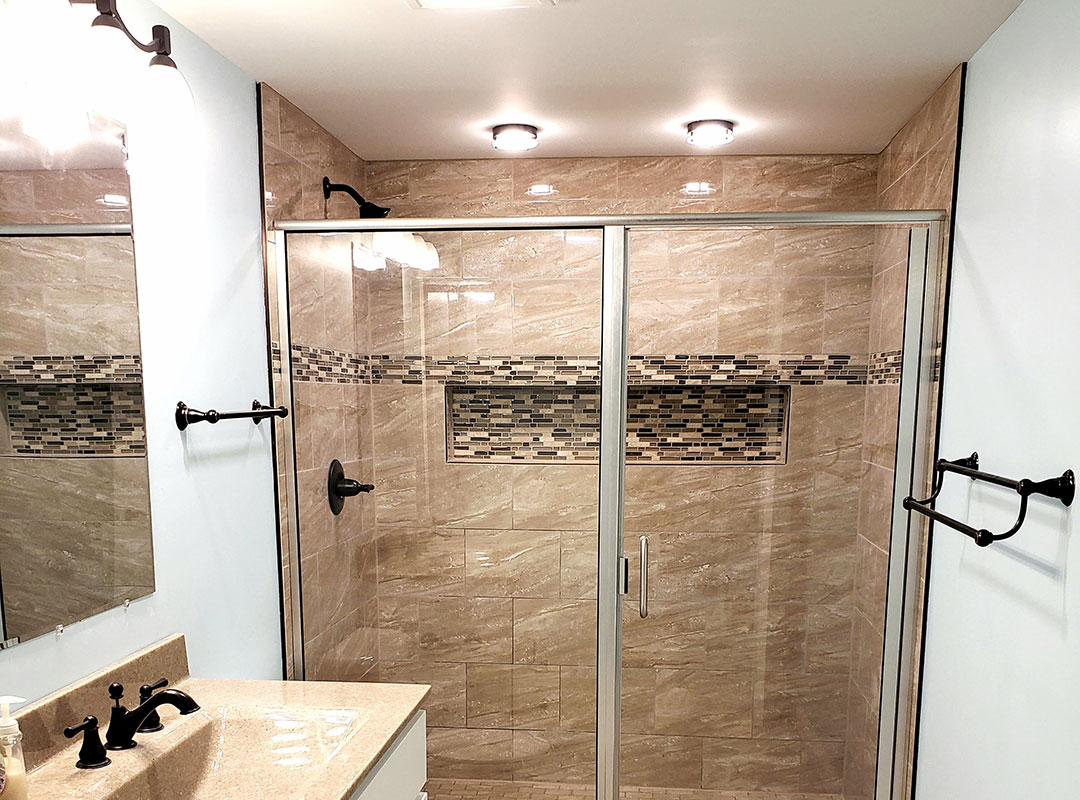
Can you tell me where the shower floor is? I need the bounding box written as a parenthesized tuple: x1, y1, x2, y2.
(423, 779, 843, 800)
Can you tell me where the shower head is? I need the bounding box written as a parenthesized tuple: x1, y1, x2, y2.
(322, 176, 391, 218)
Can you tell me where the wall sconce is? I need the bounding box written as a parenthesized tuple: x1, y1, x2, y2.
(69, 0, 192, 108)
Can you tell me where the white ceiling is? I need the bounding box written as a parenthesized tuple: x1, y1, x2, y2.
(154, 0, 1021, 160)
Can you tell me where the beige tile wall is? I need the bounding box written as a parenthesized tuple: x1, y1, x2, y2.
(260, 86, 380, 682)
(262, 72, 956, 794)
(0, 168, 131, 225)
(351, 152, 879, 791)
(843, 65, 964, 800)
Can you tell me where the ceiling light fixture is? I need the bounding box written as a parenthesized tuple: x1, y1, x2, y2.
(680, 181, 717, 197)
(492, 123, 539, 152)
(686, 119, 735, 148)
(68, 0, 192, 109)
(526, 183, 557, 197)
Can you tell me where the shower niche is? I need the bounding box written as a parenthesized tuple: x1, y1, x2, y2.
(446, 383, 790, 465)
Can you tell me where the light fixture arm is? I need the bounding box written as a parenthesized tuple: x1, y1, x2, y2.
(70, 0, 173, 58)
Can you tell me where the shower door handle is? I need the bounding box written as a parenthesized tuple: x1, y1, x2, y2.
(639, 535, 649, 618)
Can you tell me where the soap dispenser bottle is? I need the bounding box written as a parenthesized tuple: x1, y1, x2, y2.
(0, 696, 29, 800)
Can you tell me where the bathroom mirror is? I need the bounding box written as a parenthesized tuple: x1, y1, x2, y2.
(0, 101, 155, 649)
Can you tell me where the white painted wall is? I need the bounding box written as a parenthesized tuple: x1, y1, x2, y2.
(0, 0, 282, 702)
(916, 0, 1080, 796)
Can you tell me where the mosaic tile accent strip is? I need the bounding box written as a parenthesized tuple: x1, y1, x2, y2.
(3, 383, 146, 455)
(447, 384, 788, 465)
(627, 354, 867, 386)
(370, 354, 602, 386)
(289, 347, 868, 388)
(868, 349, 902, 385)
(289, 344, 368, 384)
(271, 341, 283, 377)
(292, 353, 866, 386)
(0, 354, 141, 385)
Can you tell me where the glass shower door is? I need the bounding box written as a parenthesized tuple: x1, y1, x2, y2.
(271, 214, 946, 800)
(276, 225, 607, 793)
(613, 222, 932, 800)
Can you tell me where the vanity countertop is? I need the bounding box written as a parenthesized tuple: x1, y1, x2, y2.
(26, 676, 430, 800)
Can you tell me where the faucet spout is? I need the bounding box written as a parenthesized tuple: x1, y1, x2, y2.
(105, 683, 200, 750)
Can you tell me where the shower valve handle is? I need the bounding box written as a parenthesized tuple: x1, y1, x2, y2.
(327, 459, 374, 515)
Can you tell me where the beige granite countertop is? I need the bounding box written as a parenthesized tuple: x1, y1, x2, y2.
(26, 676, 430, 800)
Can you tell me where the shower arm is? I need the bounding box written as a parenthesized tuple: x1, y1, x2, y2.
(321, 177, 391, 218)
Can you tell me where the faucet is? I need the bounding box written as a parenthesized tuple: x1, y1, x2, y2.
(104, 682, 200, 751)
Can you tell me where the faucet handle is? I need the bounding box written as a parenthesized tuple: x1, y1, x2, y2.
(63, 715, 111, 770)
(136, 678, 169, 733)
(139, 678, 168, 702)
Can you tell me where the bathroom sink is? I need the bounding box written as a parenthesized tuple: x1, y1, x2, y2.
(104, 703, 370, 800)
(28, 678, 429, 800)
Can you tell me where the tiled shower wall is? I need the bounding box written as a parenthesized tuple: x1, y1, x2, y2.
(261, 84, 378, 681)
(842, 66, 964, 800)
(262, 70, 956, 794)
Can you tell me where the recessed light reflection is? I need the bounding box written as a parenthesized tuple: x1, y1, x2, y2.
(432, 291, 496, 303)
(680, 181, 717, 197)
(526, 183, 557, 197)
(95, 194, 129, 210)
(271, 732, 308, 743)
(354, 234, 439, 271)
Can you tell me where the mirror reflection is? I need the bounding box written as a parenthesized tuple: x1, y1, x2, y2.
(0, 81, 153, 649)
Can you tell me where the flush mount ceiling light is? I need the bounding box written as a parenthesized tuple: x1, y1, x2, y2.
(68, 0, 192, 109)
(403, 0, 557, 8)
(492, 123, 539, 152)
(686, 119, 735, 147)
(526, 183, 557, 197)
(680, 181, 717, 197)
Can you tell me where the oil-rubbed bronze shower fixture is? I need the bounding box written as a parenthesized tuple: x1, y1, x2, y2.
(327, 459, 374, 515)
(322, 177, 391, 218)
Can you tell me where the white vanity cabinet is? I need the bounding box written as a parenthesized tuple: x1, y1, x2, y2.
(349, 710, 427, 800)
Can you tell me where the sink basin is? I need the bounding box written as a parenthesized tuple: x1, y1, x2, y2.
(107, 704, 371, 800)
(27, 679, 429, 800)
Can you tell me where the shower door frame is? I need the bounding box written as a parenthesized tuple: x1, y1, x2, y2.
(272, 210, 947, 800)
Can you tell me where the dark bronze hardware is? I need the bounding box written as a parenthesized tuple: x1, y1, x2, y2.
(63, 715, 111, 769)
(105, 682, 200, 751)
(175, 399, 288, 431)
(328, 458, 374, 515)
(322, 176, 390, 218)
(903, 452, 1075, 547)
(136, 678, 169, 733)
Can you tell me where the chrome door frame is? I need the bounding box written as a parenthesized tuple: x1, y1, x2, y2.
(272, 211, 947, 800)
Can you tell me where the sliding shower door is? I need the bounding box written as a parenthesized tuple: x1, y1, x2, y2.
(271, 213, 946, 800)
(275, 225, 607, 788)
(610, 220, 945, 800)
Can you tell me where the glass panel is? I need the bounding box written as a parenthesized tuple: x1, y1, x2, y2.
(619, 223, 918, 799)
(281, 227, 605, 792)
(0, 232, 152, 647)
